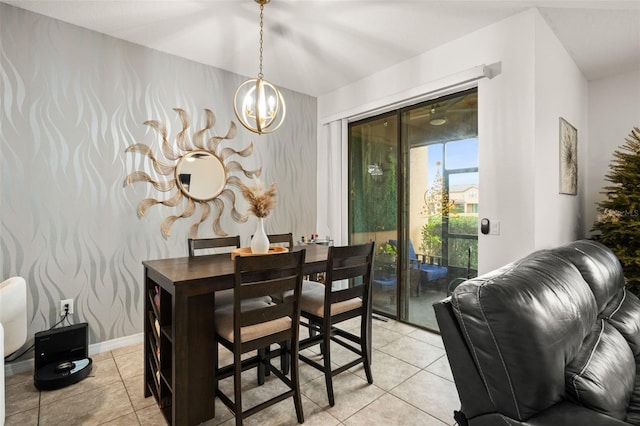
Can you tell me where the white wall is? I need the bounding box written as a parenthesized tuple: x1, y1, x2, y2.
(586, 68, 640, 236)
(533, 12, 588, 248)
(318, 8, 589, 273)
(476, 11, 538, 272)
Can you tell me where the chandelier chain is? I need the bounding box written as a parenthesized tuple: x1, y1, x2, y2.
(258, 3, 264, 79)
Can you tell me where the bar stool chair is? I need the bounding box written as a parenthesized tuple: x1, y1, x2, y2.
(294, 241, 375, 406)
(188, 236, 241, 308)
(214, 250, 306, 425)
(190, 236, 278, 387)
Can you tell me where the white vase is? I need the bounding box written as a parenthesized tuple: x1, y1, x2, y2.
(250, 217, 270, 254)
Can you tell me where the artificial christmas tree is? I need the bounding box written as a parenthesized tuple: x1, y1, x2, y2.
(592, 126, 640, 296)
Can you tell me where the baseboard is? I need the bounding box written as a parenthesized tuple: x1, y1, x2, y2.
(87, 332, 144, 356)
(4, 332, 143, 377)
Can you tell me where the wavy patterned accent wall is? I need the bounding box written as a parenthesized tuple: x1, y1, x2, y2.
(0, 4, 317, 347)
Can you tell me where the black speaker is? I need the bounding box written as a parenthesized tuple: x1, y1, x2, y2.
(34, 323, 92, 390)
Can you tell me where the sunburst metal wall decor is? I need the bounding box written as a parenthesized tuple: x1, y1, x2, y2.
(124, 108, 260, 238)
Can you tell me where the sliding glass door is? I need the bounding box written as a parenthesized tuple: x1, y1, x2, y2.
(349, 113, 399, 317)
(348, 89, 478, 331)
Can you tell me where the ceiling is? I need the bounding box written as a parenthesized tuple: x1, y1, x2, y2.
(3, 0, 640, 97)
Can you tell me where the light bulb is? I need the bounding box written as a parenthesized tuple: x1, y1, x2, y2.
(243, 88, 255, 119)
(268, 96, 276, 114)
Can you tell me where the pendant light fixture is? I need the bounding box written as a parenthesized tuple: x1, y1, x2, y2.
(429, 105, 447, 126)
(233, 0, 286, 135)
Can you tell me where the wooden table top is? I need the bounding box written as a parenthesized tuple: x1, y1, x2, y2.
(143, 244, 330, 286)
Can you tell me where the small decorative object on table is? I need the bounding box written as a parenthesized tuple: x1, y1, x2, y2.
(240, 180, 276, 254)
(230, 245, 288, 260)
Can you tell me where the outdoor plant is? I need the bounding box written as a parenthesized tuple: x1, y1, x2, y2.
(380, 242, 397, 256)
(419, 165, 479, 269)
(420, 215, 443, 256)
(419, 215, 478, 269)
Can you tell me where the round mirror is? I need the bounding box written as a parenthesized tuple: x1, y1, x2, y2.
(175, 151, 226, 201)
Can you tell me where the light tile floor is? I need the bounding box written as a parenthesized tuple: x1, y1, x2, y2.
(4, 318, 460, 425)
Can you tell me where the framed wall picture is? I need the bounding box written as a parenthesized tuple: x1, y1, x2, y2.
(559, 117, 578, 195)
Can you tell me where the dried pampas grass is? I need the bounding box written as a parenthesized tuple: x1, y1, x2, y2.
(240, 181, 276, 218)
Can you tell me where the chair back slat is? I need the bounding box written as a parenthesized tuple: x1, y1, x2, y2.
(331, 285, 364, 304)
(332, 264, 369, 281)
(238, 276, 298, 300)
(268, 233, 294, 249)
(188, 236, 241, 256)
(239, 302, 293, 328)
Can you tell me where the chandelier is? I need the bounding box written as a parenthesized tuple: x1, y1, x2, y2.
(233, 0, 286, 135)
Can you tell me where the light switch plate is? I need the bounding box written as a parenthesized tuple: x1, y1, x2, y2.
(490, 221, 500, 235)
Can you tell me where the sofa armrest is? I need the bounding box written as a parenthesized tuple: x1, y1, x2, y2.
(433, 298, 495, 419)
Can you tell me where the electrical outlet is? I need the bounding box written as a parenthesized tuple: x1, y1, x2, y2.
(60, 298, 74, 316)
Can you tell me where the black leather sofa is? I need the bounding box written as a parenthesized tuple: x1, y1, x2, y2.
(434, 240, 640, 425)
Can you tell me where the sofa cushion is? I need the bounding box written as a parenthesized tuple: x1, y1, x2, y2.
(565, 319, 634, 420)
(558, 240, 640, 424)
(452, 251, 597, 421)
(553, 240, 625, 313)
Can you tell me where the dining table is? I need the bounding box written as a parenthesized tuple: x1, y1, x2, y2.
(142, 243, 330, 426)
